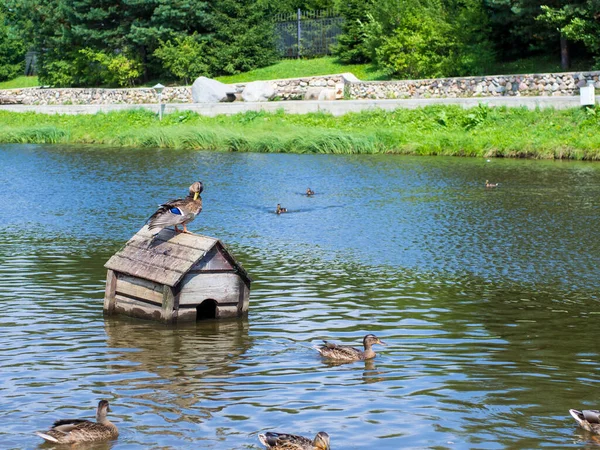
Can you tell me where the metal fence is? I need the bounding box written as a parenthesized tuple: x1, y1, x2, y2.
(274, 9, 343, 59)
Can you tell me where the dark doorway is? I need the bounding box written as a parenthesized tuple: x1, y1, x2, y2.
(196, 299, 217, 320)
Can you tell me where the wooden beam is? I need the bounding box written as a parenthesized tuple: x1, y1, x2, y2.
(162, 285, 176, 323)
(103, 269, 117, 315)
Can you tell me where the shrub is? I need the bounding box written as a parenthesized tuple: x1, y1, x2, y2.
(79, 49, 143, 87)
(154, 35, 211, 85)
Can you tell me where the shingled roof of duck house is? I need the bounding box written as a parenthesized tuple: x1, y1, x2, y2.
(103, 225, 251, 323)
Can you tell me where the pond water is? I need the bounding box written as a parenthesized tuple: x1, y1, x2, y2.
(1, 144, 600, 449)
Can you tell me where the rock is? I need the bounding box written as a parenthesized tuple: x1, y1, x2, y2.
(318, 88, 336, 101)
(241, 81, 275, 102)
(0, 95, 19, 104)
(191, 76, 235, 103)
(304, 87, 323, 100)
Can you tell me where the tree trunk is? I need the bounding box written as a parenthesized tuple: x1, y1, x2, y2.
(560, 36, 570, 71)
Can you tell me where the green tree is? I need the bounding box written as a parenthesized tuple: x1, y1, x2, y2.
(332, 0, 373, 63)
(484, 0, 565, 64)
(538, 0, 600, 68)
(208, 0, 278, 75)
(19, 0, 277, 86)
(0, 9, 26, 81)
(362, 0, 494, 78)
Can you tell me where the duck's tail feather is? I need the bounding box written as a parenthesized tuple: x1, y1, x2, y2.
(35, 432, 59, 443)
(312, 344, 325, 355)
(258, 433, 269, 446)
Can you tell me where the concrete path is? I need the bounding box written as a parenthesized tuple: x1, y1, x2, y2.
(0, 95, 595, 116)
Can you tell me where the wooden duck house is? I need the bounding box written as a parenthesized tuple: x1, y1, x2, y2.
(103, 226, 250, 323)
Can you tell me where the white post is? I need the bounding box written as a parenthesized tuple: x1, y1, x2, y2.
(153, 83, 165, 120)
(158, 92, 163, 121)
(580, 80, 595, 107)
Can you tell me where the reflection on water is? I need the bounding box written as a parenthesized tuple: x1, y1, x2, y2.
(1, 144, 600, 449)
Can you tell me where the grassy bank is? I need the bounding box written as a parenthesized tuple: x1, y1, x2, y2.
(0, 76, 40, 89)
(1, 106, 599, 159)
(216, 57, 388, 83)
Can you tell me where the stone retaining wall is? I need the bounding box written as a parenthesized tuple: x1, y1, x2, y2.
(1, 71, 599, 105)
(349, 72, 600, 99)
(0, 86, 192, 105)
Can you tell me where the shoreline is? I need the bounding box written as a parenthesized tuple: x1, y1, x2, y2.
(1, 103, 599, 160)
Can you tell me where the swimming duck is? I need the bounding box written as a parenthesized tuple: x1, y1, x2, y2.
(570, 409, 600, 433)
(36, 399, 119, 444)
(148, 181, 203, 234)
(259, 431, 330, 450)
(276, 204, 288, 214)
(315, 334, 386, 361)
(485, 180, 498, 188)
(306, 188, 315, 196)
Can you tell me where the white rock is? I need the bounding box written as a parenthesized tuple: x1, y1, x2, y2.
(241, 81, 275, 102)
(318, 88, 336, 101)
(304, 87, 323, 100)
(191, 76, 235, 103)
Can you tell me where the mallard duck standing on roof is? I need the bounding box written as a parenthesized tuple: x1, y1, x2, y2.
(148, 181, 203, 234)
(35, 399, 119, 444)
(259, 431, 330, 450)
(315, 334, 386, 361)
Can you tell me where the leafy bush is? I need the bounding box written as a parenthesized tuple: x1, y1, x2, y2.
(370, 13, 451, 79)
(79, 49, 143, 87)
(154, 35, 211, 85)
(39, 59, 76, 87)
(362, 0, 495, 79)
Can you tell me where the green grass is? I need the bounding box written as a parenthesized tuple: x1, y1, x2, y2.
(216, 57, 389, 83)
(0, 76, 40, 89)
(1, 106, 600, 160)
(488, 55, 594, 76)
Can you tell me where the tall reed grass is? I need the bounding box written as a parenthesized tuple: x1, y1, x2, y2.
(1, 106, 599, 160)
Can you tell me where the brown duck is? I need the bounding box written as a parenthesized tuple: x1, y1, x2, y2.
(148, 181, 203, 234)
(570, 409, 600, 433)
(276, 204, 288, 214)
(315, 334, 386, 361)
(259, 431, 330, 450)
(35, 399, 118, 444)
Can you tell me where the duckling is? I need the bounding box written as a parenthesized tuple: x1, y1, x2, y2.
(36, 399, 118, 444)
(276, 204, 288, 214)
(306, 188, 315, 196)
(259, 431, 330, 450)
(570, 409, 600, 433)
(485, 180, 498, 188)
(148, 181, 203, 234)
(315, 334, 386, 361)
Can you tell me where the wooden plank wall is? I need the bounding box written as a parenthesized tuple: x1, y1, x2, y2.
(115, 275, 164, 305)
(178, 272, 241, 306)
